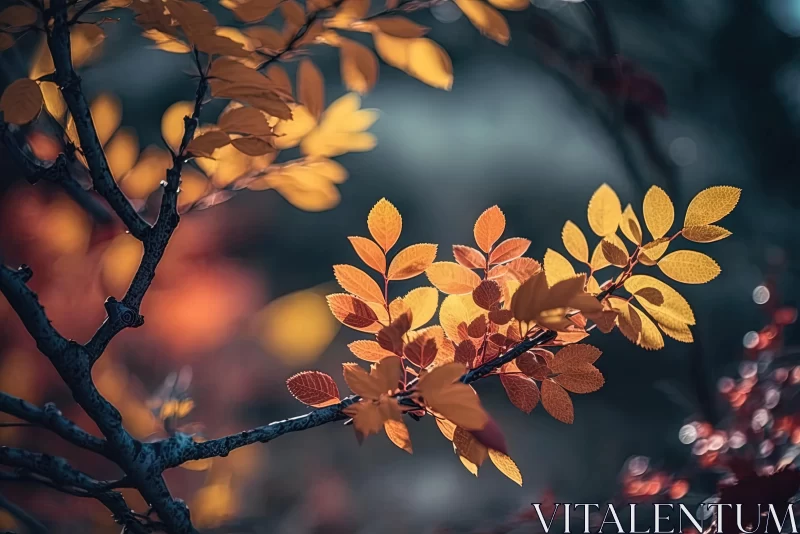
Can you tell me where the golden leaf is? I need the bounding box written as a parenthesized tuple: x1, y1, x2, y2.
(367, 198, 402, 252)
(286, 371, 340, 407)
(348, 236, 386, 274)
(638, 237, 670, 266)
(142, 29, 192, 53)
(684, 186, 741, 227)
(609, 298, 664, 350)
(298, 59, 325, 120)
(453, 427, 488, 467)
(343, 400, 387, 440)
(682, 225, 732, 243)
(161, 101, 194, 151)
(620, 204, 642, 245)
(0, 5, 37, 28)
(658, 321, 693, 343)
(280, 0, 305, 25)
(474, 206, 506, 253)
(543, 248, 576, 287)
(453, 0, 509, 45)
(459, 454, 479, 475)
(427, 262, 482, 294)
(489, 449, 522, 486)
(657, 250, 721, 284)
(587, 183, 622, 237)
(418, 363, 488, 430)
(340, 38, 379, 95)
(334, 264, 385, 303)
(327, 293, 381, 332)
(342, 355, 403, 399)
(435, 415, 456, 440)
(487, 0, 528, 9)
(439, 293, 485, 342)
(600, 238, 628, 267)
(541, 380, 573, 424)
(624, 275, 696, 326)
(562, 221, 589, 263)
(643, 185, 674, 239)
(272, 104, 317, 149)
(402, 287, 439, 329)
(0, 78, 42, 125)
(106, 128, 139, 179)
(348, 340, 395, 361)
(300, 93, 378, 157)
(384, 419, 413, 453)
(387, 243, 438, 280)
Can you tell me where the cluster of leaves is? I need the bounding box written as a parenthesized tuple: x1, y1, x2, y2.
(284, 184, 740, 484)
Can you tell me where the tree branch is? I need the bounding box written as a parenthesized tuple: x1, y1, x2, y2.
(0, 391, 108, 458)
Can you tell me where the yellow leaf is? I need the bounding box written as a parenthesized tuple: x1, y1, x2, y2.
(334, 264, 385, 303)
(402, 287, 439, 329)
(106, 128, 139, 179)
(161, 101, 195, 151)
(426, 262, 482, 294)
(562, 220, 588, 263)
(486, 0, 528, 10)
(620, 204, 642, 245)
(459, 454, 479, 476)
(384, 419, 413, 453)
(273, 104, 318, 149)
(684, 186, 741, 227)
(657, 250, 721, 284)
(489, 449, 522, 486)
(39, 81, 66, 121)
(643, 185, 674, 239)
(348, 236, 386, 274)
(439, 293, 484, 343)
(453, 0, 509, 45)
(300, 93, 378, 157)
(0, 78, 42, 125)
(368, 198, 402, 252)
(682, 225, 732, 243)
(387, 243, 438, 280)
(638, 238, 670, 266)
(543, 248, 576, 287)
(474, 206, 506, 253)
(298, 59, 325, 120)
(587, 183, 621, 237)
(407, 38, 453, 90)
(658, 321, 693, 343)
(609, 298, 664, 350)
(624, 275, 696, 326)
(418, 364, 488, 430)
(142, 28, 192, 53)
(348, 340, 395, 361)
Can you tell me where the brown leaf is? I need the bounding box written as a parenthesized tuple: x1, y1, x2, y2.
(488, 308, 512, 325)
(466, 315, 487, 339)
(342, 400, 384, 441)
(0, 5, 37, 28)
(453, 245, 486, 269)
(286, 371, 340, 407)
(348, 236, 386, 274)
(0, 78, 42, 125)
(541, 380, 574, 424)
(417, 363, 488, 430)
(516, 351, 551, 380)
(553, 367, 604, 394)
(454, 341, 477, 367)
(217, 106, 273, 136)
(453, 427, 488, 467)
(489, 237, 531, 265)
(403, 333, 438, 368)
(280, 0, 305, 26)
(192, 32, 249, 57)
(342, 355, 403, 399)
(247, 26, 286, 53)
(372, 17, 429, 38)
(601, 238, 628, 267)
(232, 0, 282, 23)
(298, 59, 324, 120)
(186, 130, 231, 157)
(334, 264, 385, 304)
(377, 312, 412, 354)
(387, 243, 437, 280)
(426, 262, 482, 294)
(550, 344, 601, 373)
(230, 136, 273, 155)
(472, 280, 501, 310)
(500, 373, 539, 414)
(340, 38, 379, 95)
(474, 205, 505, 252)
(327, 293, 381, 332)
(384, 419, 413, 453)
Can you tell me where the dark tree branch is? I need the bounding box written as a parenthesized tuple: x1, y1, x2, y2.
(0, 391, 108, 458)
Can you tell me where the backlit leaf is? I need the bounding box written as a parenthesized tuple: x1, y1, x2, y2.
(684, 186, 741, 227)
(657, 250, 721, 284)
(407, 38, 453, 90)
(427, 262, 482, 294)
(550, 344, 601, 373)
(368, 198, 402, 252)
(500, 373, 539, 414)
(298, 59, 324, 120)
(609, 298, 664, 350)
(658, 321, 693, 343)
(620, 204, 642, 245)
(624, 274, 696, 326)
(600, 238, 628, 267)
(343, 356, 403, 399)
(388, 243, 438, 280)
(161, 101, 195, 151)
(0, 78, 42, 125)
(543, 248, 576, 287)
(472, 280, 501, 310)
(404, 333, 437, 367)
(682, 225, 732, 243)
(403, 287, 439, 329)
(327, 293, 381, 332)
(372, 17, 429, 37)
(587, 183, 621, 237)
(562, 221, 589, 263)
(489, 238, 530, 265)
(343, 400, 386, 440)
(418, 363, 488, 430)
(348, 340, 395, 362)
(643, 185, 674, 239)
(474, 206, 505, 252)
(218, 106, 273, 137)
(541, 380, 573, 424)
(142, 28, 192, 53)
(453, 0, 510, 45)
(453, 426, 488, 467)
(286, 371, 340, 407)
(439, 294, 484, 342)
(489, 449, 522, 486)
(384, 419, 413, 453)
(553, 367, 604, 394)
(453, 245, 486, 269)
(348, 236, 386, 274)
(638, 237, 670, 266)
(334, 264, 385, 303)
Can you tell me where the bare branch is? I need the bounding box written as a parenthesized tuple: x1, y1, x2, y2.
(0, 391, 108, 458)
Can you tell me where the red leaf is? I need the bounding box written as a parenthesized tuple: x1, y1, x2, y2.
(286, 371, 340, 407)
(453, 245, 486, 269)
(500, 373, 539, 414)
(473, 280, 501, 310)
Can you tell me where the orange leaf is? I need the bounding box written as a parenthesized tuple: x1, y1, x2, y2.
(553, 367, 604, 394)
(384, 419, 413, 453)
(453, 427, 488, 467)
(342, 355, 403, 399)
(286, 371, 340, 407)
(348, 340, 396, 362)
(340, 38, 379, 95)
(474, 205, 505, 252)
(217, 106, 273, 137)
(367, 198, 402, 252)
(327, 293, 381, 332)
(298, 59, 324, 120)
(505, 257, 542, 282)
(343, 400, 385, 441)
(186, 130, 231, 157)
(417, 363, 488, 430)
(500, 373, 539, 414)
(453, 244, 486, 269)
(333, 264, 385, 304)
(377, 312, 412, 354)
(387, 243, 437, 280)
(348, 236, 386, 274)
(0, 78, 42, 125)
(472, 280, 501, 310)
(489, 449, 523, 486)
(541, 380, 574, 424)
(426, 262, 482, 294)
(516, 351, 551, 380)
(489, 237, 530, 265)
(550, 344, 601, 373)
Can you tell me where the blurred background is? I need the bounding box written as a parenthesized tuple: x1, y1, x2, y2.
(1, 0, 800, 532)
